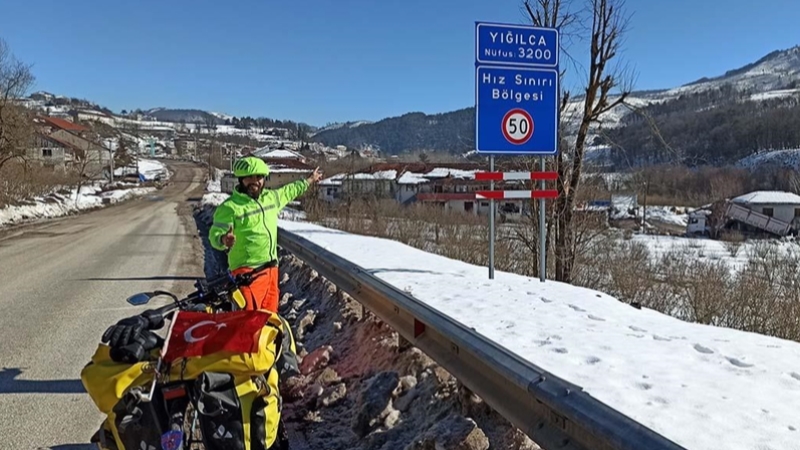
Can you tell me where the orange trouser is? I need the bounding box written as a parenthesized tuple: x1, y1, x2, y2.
(231, 266, 279, 312)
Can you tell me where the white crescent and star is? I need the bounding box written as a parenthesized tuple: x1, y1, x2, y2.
(183, 320, 227, 343)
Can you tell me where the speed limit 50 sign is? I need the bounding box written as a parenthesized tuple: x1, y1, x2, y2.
(502, 109, 534, 145)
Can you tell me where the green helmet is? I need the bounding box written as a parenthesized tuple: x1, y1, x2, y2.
(233, 156, 269, 178)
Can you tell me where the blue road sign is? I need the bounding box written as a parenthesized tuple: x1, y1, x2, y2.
(475, 66, 558, 154)
(475, 21, 559, 155)
(475, 22, 559, 68)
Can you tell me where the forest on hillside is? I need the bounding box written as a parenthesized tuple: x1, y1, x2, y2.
(311, 108, 475, 154)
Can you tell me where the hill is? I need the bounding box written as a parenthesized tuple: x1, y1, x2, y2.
(311, 45, 800, 163)
(311, 109, 475, 154)
(144, 108, 226, 125)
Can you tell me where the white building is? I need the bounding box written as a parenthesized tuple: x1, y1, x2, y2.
(686, 191, 800, 237)
(318, 174, 345, 202)
(731, 191, 800, 226)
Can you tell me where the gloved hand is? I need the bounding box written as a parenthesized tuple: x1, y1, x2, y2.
(101, 309, 165, 349)
(108, 330, 164, 364)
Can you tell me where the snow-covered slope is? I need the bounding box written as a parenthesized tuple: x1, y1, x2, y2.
(669, 46, 800, 96)
(737, 148, 800, 170)
(566, 45, 800, 129)
(311, 120, 374, 136)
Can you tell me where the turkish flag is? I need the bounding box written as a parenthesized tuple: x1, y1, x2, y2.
(161, 310, 271, 363)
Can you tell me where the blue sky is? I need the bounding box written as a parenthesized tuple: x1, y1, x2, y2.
(1, 0, 798, 126)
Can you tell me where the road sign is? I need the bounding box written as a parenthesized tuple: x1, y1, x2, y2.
(474, 21, 560, 282)
(475, 65, 558, 154)
(475, 22, 559, 68)
(474, 171, 560, 199)
(475, 22, 559, 155)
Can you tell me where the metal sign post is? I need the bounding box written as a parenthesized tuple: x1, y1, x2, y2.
(539, 156, 546, 282)
(489, 155, 495, 279)
(474, 21, 560, 281)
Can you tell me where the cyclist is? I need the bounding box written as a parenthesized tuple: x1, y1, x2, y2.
(209, 156, 322, 312)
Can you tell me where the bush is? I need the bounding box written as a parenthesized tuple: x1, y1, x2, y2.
(0, 162, 77, 208)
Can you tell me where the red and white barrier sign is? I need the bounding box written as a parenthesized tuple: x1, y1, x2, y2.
(474, 171, 559, 200)
(475, 171, 558, 181)
(476, 189, 558, 199)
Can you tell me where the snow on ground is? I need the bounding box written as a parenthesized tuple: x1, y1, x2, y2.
(205, 168, 225, 193)
(200, 193, 230, 208)
(137, 159, 170, 181)
(113, 158, 170, 181)
(642, 206, 689, 227)
(276, 219, 800, 450)
(0, 184, 156, 228)
(631, 233, 798, 273)
(609, 201, 690, 228)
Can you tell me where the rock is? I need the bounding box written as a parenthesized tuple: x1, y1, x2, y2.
(333, 321, 343, 331)
(352, 371, 400, 437)
(283, 375, 308, 401)
(394, 388, 419, 412)
(384, 408, 401, 429)
(404, 415, 489, 450)
(304, 382, 324, 400)
(303, 410, 322, 422)
(297, 309, 317, 339)
(292, 298, 307, 310)
(300, 345, 332, 375)
(318, 382, 347, 407)
(314, 367, 341, 386)
(399, 375, 417, 392)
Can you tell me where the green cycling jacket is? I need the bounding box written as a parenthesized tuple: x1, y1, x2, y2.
(209, 179, 309, 270)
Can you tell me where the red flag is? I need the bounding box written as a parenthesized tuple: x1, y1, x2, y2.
(161, 310, 271, 363)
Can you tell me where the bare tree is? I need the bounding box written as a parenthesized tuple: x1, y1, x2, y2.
(522, 0, 634, 282)
(70, 146, 108, 205)
(0, 38, 35, 170)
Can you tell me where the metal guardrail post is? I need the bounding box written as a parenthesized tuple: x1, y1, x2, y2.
(278, 228, 687, 450)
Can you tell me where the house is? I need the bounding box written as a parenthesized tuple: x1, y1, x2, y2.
(685, 191, 800, 238)
(69, 108, 116, 127)
(34, 115, 112, 177)
(318, 174, 346, 202)
(252, 147, 306, 163)
(262, 157, 314, 189)
(316, 162, 533, 219)
(174, 138, 197, 156)
(49, 129, 111, 174)
(331, 169, 398, 200)
(26, 132, 70, 171)
(730, 191, 800, 226)
(36, 115, 90, 134)
(416, 177, 528, 217)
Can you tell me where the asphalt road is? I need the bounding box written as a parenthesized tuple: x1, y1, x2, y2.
(0, 162, 208, 449)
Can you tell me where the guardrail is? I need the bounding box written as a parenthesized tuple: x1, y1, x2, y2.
(278, 228, 687, 450)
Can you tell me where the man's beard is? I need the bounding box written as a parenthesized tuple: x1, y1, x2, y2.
(245, 184, 261, 198)
(239, 181, 262, 198)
